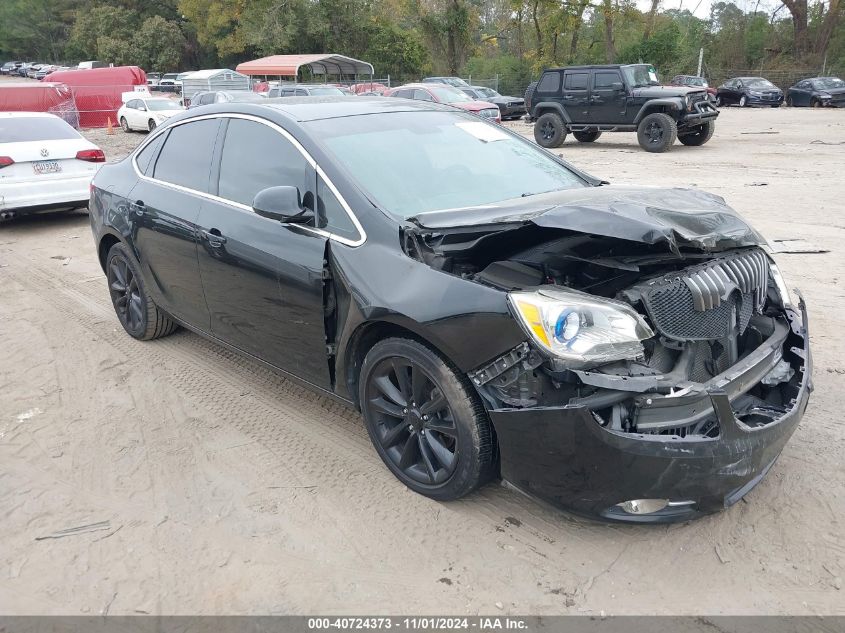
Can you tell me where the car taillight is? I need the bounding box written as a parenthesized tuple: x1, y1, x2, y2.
(76, 149, 105, 163)
(0, 156, 14, 168)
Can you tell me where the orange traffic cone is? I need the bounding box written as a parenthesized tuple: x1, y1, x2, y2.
(106, 117, 114, 135)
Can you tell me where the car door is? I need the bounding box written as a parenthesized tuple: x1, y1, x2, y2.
(562, 70, 590, 123)
(794, 80, 812, 106)
(125, 100, 141, 129)
(195, 115, 333, 389)
(589, 69, 626, 124)
(127, 118, 220, 330)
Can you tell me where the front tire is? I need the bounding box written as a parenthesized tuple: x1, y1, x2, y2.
(359, 337, 496, 501)
(533, 112, 567, 148)
(106, 243, 178, 341)
(573, 129, 602, 143)
(637, 112, 677, 152)
(148, 119, 157, 132)
(120, 117, 131, 132)
(678, 120, 715, 146)
(739, 95, 748, 107)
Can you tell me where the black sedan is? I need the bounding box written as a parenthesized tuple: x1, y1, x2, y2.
(787, 76, 845, 107)
(89, 98, 811, 522)
(716, 77, 784, 107)
(460, 85, 527, 119)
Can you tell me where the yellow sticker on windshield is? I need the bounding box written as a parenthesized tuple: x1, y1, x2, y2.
(455, 121, 509, 143)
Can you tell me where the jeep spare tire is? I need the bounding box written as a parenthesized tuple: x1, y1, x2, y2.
(636, 112, 677, 153)
(678, 120, 715, 146)
(573, 130, 602, 143)
(534, 112, 567, 148)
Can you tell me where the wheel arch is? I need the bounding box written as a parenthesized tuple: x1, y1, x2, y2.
(533, 102, 571, 124)
(343, 318, 459, 411)
(97, 231, 123, 273)
(634, 99, 683, 124)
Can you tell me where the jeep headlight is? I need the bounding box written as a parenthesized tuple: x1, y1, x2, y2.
(509, 288, 654, 367)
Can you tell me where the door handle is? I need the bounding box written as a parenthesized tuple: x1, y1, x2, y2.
(201, 228, 227, 247)
(129, 200, 145, 216)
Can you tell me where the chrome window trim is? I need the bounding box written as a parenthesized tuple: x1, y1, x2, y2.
(130, 111, 367, 247)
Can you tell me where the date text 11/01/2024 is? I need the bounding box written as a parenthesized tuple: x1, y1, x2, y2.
(307, 617, 529, 630)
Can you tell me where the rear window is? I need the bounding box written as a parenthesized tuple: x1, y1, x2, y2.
(0, 116, 80, 142)
(537, 71, 561, 93)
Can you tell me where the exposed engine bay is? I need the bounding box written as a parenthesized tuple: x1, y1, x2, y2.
(403, 223, 804, 439)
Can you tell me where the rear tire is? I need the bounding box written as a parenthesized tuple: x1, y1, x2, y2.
(359, 337, 496, 501)
(812, 98, 821, 108)
(106, 243, 178, 341)
(637, 112, 677, 153)
(678, 120, 715, 146)
(120, 117, 131, 132)
(739, 95, 748, 107)
(786, 95, 793, 107)
(573, 129, 602, 143)
(148, 119, 157, 132)
(533, 112, 567, 148)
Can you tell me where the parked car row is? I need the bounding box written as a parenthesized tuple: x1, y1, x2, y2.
(1, 60, 110, 78)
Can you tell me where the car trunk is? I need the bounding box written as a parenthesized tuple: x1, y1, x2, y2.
(0, 139, 100, 183)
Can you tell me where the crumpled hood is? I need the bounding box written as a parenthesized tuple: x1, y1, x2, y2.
(634, 85, 705, 99)
(408, 185, 766, 254)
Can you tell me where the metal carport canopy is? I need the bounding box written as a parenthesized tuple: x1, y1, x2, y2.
(235, 54, 374, 77)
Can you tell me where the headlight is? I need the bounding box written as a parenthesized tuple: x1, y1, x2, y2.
(768, 260, 794, 307)
(749, 90, 762, 96)
(478, 108, 499, 118)
(508, 288, 654, 367)
(819, 92, 832, 99)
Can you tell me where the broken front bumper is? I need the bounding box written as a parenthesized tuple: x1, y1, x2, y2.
(488, 301, 812, 523)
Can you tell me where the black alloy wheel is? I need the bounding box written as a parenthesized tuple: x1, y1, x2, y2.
(678, 120, 715, 146)
(533, 112, 566, 148)
(637, 112, 677, 153)
(360, 338, 496, 500)
(106, 243, 178, 340)
(120, 117, 130, 132)
(108, 253, 144, 335)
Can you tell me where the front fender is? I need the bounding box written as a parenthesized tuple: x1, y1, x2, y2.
(633, 98, 684, 124)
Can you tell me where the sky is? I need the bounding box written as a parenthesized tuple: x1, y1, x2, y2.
(634, 0, 784, 19)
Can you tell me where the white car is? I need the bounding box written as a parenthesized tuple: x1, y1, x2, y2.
(0, 112, 104, 220)
(117, 97, 184, 132)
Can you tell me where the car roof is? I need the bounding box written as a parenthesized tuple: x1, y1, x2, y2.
(180, 97, 457, 123)
(0, 111, 64, 119)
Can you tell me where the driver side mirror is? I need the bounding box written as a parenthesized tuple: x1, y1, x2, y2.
(138, 105, 147, 111)
(253, 186, 314, 224)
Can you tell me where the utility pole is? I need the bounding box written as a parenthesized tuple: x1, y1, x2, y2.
(696, 47, 704, 77)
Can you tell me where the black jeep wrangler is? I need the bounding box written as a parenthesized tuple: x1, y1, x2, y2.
(526, 64, 718, 152)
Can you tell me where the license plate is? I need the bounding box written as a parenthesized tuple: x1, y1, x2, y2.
(33, 160, 61, 174)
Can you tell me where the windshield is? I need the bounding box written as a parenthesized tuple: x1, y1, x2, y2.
(310, 111, 585, 218)
(814, 77, 845, 90)
(308, 87, 345, 96)
(476, 87, 498, 98)
(145, 100, 179, 111)
(622, 64, 660, 88)
(745, 78, 775, 88)
(686, 76, 707, 87)
(0, 116, 80, 142)
(430, 86, 472, 103)
(162, 74, 178, 80)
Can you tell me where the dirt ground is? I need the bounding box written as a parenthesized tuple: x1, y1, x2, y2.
(1, 106, 844, 616)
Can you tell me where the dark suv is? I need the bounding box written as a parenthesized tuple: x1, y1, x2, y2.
(527, 64, 718, 152)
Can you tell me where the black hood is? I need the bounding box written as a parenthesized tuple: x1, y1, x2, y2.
(408, 185, 766, 255)
(634, 85, 706, 99)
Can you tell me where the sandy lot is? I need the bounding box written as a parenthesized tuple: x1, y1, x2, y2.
(1, 106, 844, 616)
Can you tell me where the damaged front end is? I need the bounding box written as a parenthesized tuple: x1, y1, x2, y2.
(405, 186, 812, 522)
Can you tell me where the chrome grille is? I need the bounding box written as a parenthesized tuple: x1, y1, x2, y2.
(636, 249, 769, 342)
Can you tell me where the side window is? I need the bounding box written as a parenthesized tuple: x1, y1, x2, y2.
(317, 177, 360, 241)
(593, 71, 621, 89)
(135, 131, 167, 176)
(200, 93, 215, 105)
(798, 81, 810, 89)
(413, 89, 434, 101)
(153, 119, 220, 192)
(537, 71, 561, 93)
(281, 88, 295, 96)
(217, 118, 309, 207)
(295, 89, 308, 96)
(564, 73, 589, 90)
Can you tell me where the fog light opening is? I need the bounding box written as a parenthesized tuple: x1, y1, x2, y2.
(616, 499, 669, 514)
